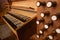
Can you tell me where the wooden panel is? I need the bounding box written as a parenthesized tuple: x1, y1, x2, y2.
(12, 1, 37, 11)
(36, 0, 60, 40)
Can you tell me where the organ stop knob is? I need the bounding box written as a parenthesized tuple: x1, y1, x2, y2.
(56, 28, 60, 34)
(36, 1, 41, 7)
(36, 20, 40, 24)
(36, 18, 44, 24)
(39, 30, 43, 34)
(46, 1, 57, 7)
(51, 13, 60, 21)
(44, 24, 49, 29)
(36, 35, 40, 38)
(44, 20, 53, 29)
(40, 11, 50, 17)
(36, 1, 46, 7)
(48, 35, 53, 40)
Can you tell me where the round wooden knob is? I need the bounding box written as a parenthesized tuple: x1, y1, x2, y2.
(40, 11, 50, 17)
(39, 30, 43, 34)
(36, 1, 46, 7)
(51, 15, 57, 21)
(36, 1, 41, 7)
(48, 35, 53, 40)
(46, 1, 57, 7)
(56, 28, 60, 34)
(44, 24, 49, 29)
(51, 13, 60, 21)
(36, 35, 40, 38)
(36, 20, 40, 24)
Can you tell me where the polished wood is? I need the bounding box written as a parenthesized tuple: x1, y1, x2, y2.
(0, 0, 37, 40)
(2, 6, 37, 40)
(37, 0, 60, 40)
(12, 1, 37, 11)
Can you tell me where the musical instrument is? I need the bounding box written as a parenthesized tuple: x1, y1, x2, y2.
(35, 0, 60, 40)
(2, 6, 37, 40)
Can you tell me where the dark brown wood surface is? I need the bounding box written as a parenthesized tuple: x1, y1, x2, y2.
(37, 0, 60, 40)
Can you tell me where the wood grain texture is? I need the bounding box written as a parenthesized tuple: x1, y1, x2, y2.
(37, 0, 60, 40)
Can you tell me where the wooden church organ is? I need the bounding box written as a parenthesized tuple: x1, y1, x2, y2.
(0, 0, 60, 40)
